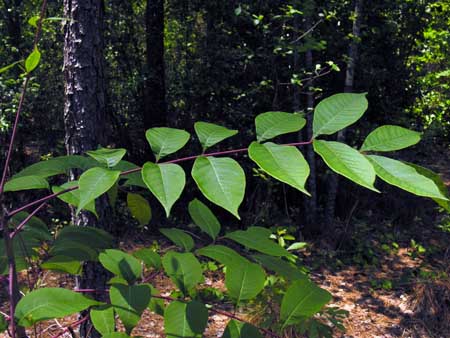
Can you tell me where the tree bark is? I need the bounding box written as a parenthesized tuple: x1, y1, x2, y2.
(325, 0, 363, 226)
(63, 1, 111, 337)
(143, 0, 167, 129)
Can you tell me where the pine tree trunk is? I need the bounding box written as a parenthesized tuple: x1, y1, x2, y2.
(325, 0, 363, 226)
(143, 0, 167, 129)
(63, 1, 111, 337)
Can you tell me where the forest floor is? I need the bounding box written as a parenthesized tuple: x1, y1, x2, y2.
(310, 225, 450, 338)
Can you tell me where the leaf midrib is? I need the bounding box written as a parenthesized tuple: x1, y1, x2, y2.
(79, 169, 117, 210)
(281, 286, 317, 329)
(208, 158, 233, 208)
(314, 97, 364, 136)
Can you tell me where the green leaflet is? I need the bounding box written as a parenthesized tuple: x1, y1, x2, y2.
(248, 142, 310, 195)
(90, 305, 115, 335)
(49, 240, 98, 261)
(255, 111, 306, 142)
(14, 158, 68, 178)
(15, 288, 102, 327)
(361, 125, 421, 152)
(196, 245, 249, 266)
(252, 254, 307, 281)
(142, 162, 185, 217)
(54, 226, 113, 251)
(52, 181, 97, 217)
(225, 260, 266, 304)
(194, 121, 238, 150)
(313, 140, 379, 192)
(145, 127, 190, 160)
(28, 15, 39, 27)
(25, 47, 41, 73)
(160, 228, 195, 252)
(367, 155, 448, 200)
(162, 251, 203, 295)
(0, 60, 22, 74)
(99, 249, 142, 284)
(4, 175, 49, 192)
(164, 301, 208, 338)
(404, 162, 450, 211)
(280, 279, 332, 329)
(133, 248, 161, 269)
(86, 147, 127, 167)
(192, 156, 246, 219)
(13, 155, 98, 178)
(127, 193, 152, 225)
(41, 256, 82, 275)
(77, 167, 120, 214)
(313, 93, 368, 137)
(188, 199, 221, 240)
(110, 284, 151, 334)
(225, 226, 291, 257)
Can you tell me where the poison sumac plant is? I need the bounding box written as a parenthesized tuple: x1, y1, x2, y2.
(1, 8, 450, 338)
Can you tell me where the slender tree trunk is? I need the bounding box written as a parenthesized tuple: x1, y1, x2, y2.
(63, 1, 111, 337)
(303, 0, 318, 228)
(343, 0, 363, 94)
(325, 0, 363, 226)
(292, 8, 300, 114)
(143, 0, 167, 129)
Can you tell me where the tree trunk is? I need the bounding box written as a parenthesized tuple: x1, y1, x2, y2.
(344, 0, 363, 94)
(63, 1, 111, 337)
(143, 0, 167, 129)
(324, 0, 363, 226)
(303, 0, 318, 229)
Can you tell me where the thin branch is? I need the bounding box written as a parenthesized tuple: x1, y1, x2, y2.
(141, 270, 162, 284)
(278, 67, 334, 87)
(8, 140, 313, 218)
(32, 0, 48, 47)
(0, 77, 31, 197)
(9, 202, 46, 238)
(291, 19, 323, 44)
(8, 186, 77, 218)
(50, 316, 89, 338)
